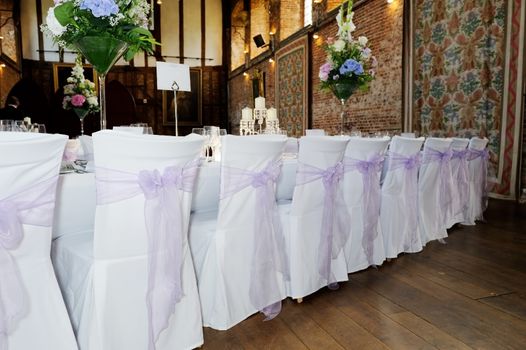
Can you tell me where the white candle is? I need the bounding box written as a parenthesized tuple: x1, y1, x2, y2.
(242, 107, 253, 120)
(267, 107, 277, 120)
(255, 96, 266, 109)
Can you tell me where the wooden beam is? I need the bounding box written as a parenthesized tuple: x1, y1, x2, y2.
(35, 0, 45, 62)
(179, 0, 184, 64)
(201, 0, 206, 67)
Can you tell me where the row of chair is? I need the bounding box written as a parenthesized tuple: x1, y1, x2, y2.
(0, 131, 488, 350)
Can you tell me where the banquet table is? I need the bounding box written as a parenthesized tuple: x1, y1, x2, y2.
(52, 159, 298, 239)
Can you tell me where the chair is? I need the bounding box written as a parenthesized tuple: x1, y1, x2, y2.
(342, 137, 390, 272)
(0, 132, 77, 350)
(188, 135, 288, 330)
(279, 136, 349, 299)
(380, 136, 425, 258)
(446, 137, 470, 228)
(305, 129, 325, 136)
(418, 137, 454, 245)
(52, 130, 205, 350)
(463, 137, 489, 225)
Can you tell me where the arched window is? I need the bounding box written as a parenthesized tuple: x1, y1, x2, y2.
(250, 0, 269, 59)
(231, 0, 247, 71)
(280, 0, 305, 39)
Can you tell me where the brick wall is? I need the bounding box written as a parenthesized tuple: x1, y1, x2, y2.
(228, 59, 276, 134)
(228, 0, 405, 136)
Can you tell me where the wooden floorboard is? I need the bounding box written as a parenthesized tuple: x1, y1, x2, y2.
(201, 199, 526, 349)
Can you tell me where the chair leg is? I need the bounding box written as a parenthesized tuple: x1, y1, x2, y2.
(296, 298, 303, 304)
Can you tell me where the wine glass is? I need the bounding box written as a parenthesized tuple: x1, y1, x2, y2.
(0, 120, 13, 131)
(203, 126, 220, 162)
(14, 120, 28, 132)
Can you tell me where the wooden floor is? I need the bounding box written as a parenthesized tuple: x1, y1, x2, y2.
(202, 199, 526, 349)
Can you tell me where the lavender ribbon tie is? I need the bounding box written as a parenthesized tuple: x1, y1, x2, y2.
(452, 150, 470, 213)
(0, 176, 59, 348)
(220, 160, 289, 320)
(296, 161, 349, 286)
(385, 152, 421, 251)
(344, 154, 384, 266)
(96, 160, 199, 350)
(423, 147, 453, 224)
(468, 148, 490, 212)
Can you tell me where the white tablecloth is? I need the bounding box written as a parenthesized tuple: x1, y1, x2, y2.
(53, 159, 297, 239)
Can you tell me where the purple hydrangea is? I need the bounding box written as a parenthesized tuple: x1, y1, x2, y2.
(80, 0, 119, 18)
(339, 59, 364, 76)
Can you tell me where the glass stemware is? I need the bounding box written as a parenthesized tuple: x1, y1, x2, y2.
(203, 126, 220, 162)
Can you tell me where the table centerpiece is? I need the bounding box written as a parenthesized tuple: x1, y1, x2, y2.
(42, 0, 158, 130)
(319, 0, 377, 135)
(63, 55, 99, 135)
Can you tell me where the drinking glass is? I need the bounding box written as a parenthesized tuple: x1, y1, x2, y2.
(14, 121, 28, 132)
(203, 126, 220, 162)
(191, 128, 204, 135)
(219, 129, 227, 136)
(0, 120, 14, 131)
(145, 127, 154, 135)
(38, 124, 47, 133)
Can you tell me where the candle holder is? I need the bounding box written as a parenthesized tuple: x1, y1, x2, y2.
(240, 119, 257, 135)
(253, 108, 267, 133)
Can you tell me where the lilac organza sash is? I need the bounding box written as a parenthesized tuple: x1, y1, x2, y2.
(220, 160, 289, 320)
(296, 161, 349, 287)
(343, 154, 384, 266)
(423, 147, 453, 224)
(0, 176, 59, 348)
(452, 149, 470, 212)
(468, 148, 489, 212)
(385, 151, 421, 251)
(96, 159, 199, 350)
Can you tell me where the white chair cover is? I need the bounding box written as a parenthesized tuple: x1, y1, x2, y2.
(446, 137, 470, 228)
(79, 135, 93, 161)
(418, 137, 454, 245)
(279, 136, 349, 299)
(189, 135, 287, 330)
(52, 131, 205, 350)
(380, 136, 425, 258)
(305, 129, 325, 136)
(0, 132, 77, 350)
(463, 137, 489, 225)
(342, 137, 390, 272)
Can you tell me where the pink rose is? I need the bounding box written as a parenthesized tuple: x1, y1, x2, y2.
(319, 62, 333, 82)
(326, 36, 334, 45)
(71, 94, 86, 107)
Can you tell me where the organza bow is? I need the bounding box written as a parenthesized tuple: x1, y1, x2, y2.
(296, 161, 349, 288)
(96, 160, 200, 350)
(0, 176, 59, 349)
(220, 160, 289, 320)
(344, 154, 385, 266)
(468, 148, 490, 212)
(385, 151, 421, 251)
(423, 147, 453, 224)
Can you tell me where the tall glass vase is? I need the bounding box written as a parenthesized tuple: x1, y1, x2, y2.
(330, 82, 358, 135)
(74, 36, 128, 130)
(73, 108, 89, 135)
